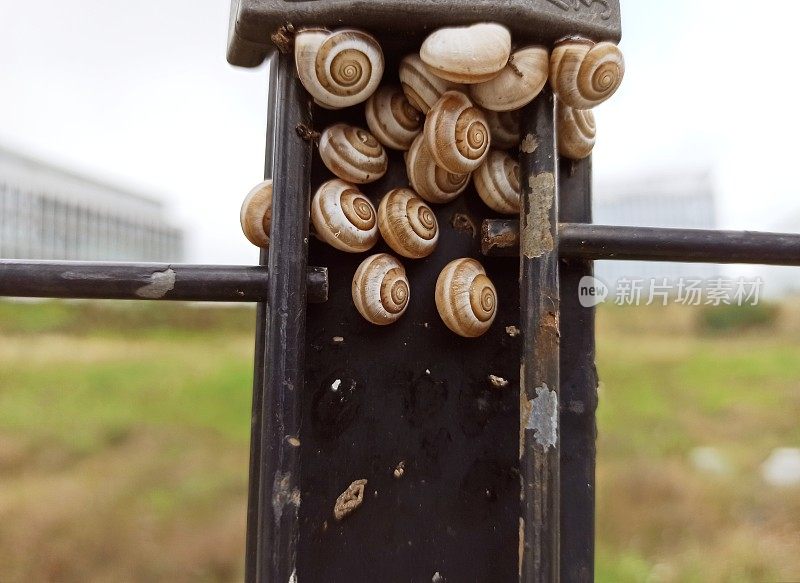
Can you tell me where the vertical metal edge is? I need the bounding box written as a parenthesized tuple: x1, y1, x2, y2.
(558, 156, 598, 582)
(519, 88, 561, 583)
(245, 53, 279, 582)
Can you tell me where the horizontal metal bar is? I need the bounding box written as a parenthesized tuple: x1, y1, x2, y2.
(481, 221, 800, 266)
(0, 260, 328, 303)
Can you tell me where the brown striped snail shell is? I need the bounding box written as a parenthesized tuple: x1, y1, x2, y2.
(294, 28, 384, 109)
(352, 254, 410, 325)
(557, 103, 596, 160)
(435, 258, 497, 338)
(550, 38, 625, 110)
(240, 179, 272, 248)
(406, 133, 471, 205)
(420, 23, 511, 84)
(377, 188, 439, 259)
(365, 86, 423, 151)
(484, 110, 520, 150)
(399, 54, 465, 114)
(424, 91, 490, 175)
(470, 46, 549, 112)
(474, 151, 521, 215)
(318, 124, 388, 184)
(310, 179, 378, 253)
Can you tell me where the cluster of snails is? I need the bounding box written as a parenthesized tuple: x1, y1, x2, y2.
(241, 23, 624, 338)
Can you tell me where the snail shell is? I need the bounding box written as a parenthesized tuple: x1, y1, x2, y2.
(435, 258, 498, 338)
(377, 188, 439, 259)
(557, 102, 596, 160)
(470, 46, 549, 112)
(399, 54, 465, 114)
(550, 38, 625, 110)
(318, 123, 388, 184)
(420, 23, 511, 84)
(406, 133, 471, 204)
(310, 179, 378, 253)
(424, 91, 490, 174)
(365, 86, 423, 151)
(484, 110, 520, 150)
(352, 254, 410, 325)
(474, 151, 521, 215)
(294, 28, 384, 109)
(240, 179, 272, 248)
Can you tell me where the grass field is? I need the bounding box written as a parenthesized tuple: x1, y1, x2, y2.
(0, 300, 799, 581)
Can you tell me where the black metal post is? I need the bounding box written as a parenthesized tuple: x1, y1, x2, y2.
(519, 88, 560, 583)
(558, 158, 597, 582)
(0, 260, 327, 303)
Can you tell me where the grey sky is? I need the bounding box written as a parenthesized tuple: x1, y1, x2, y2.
(2, 0, 800, 264)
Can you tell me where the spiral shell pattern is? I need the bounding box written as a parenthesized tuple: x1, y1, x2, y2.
(470, 45, 549, 112)
(474, 151, 521, 215)
(406, 133, 471, 204)
(365, 86, 423, 151)
(239, 179, 273, 248)
(319, 124, 388, 184)
(484, 110, 520, 150)
(420, 23, 512, 84)
(377, 188, 439, 259)
(295, 28, 384, 109)
(399, 54, 465, 114)
(435, 258, 497, 338)
(557, 103, 596, 160)
(352, 254, 410, 325)
(550, 39, 625, 110)
(311, 179, 378, 253)
(425, 91, 490, 175)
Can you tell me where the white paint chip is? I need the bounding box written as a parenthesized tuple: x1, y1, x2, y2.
(135, 267, 175, 299)
(331, 379, 341, 392)
(526, 384, 558, 450)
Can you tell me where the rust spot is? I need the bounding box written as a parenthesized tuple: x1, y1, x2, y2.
(522, 172, 555, 258)
(451, 212, 477, 237)
(296, 123, 321, 142)
(334, 479, 367, 521)
(506, 325, 521, 338)
(541, 311, 559, 337)
(270, 23, 295, 54)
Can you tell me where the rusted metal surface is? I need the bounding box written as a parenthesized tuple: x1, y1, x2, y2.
(519, 89, 561, 583)
(227, 0, 622, 67)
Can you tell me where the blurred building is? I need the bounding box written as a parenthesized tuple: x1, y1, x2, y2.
(0, 145, 183, 261)
(594, 170, 720, 289)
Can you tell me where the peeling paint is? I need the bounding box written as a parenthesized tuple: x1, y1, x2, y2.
(519, 364, 530, 459)
(522, 173, 555, 258)
(334, 479, 367, 521)
(488, 374, 509, 389)
(525, 384, 559, 450)
(288, 569, 298, 583)
(272, 471, 301, 526)
(520, 134, 539, 154)
(135, 268, 175, 299)
(518, 517, 525, 577)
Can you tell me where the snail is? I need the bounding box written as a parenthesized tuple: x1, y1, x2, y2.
(294, 28, 384, 109)
(406, 133, 471, 204)
(399, 54, 465, 114)
(420, 23, 511, 84)
(484, 110, 520, 150)
(365, 86, 423, 151)
(557, 102, 596, 160)
(550, 38, 625, 110)
(352, 254, 410, 325)
(435, 258, 497, 338)
(470, 46, 549, 112)
(377, 188, 439, 259)
(474, 151, 521, 215)
(240, 179, 272, 248)
(318, 123, 388, 184)
(424, 91, 490, 175)
(310, 179, 378, 253)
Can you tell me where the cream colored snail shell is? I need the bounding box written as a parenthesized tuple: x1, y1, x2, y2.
(365, 86, 423, 151)
(435, 258, 498, 338)
(406, 133, 471, 204)
(474, 151, 521, 215)
(377, 188, 439, 259)
(311, 179, 378, 253)
(470, 46, 549, 112)
(424, 91, 490, 175)
(352, 254, 410, 325)
(399, 54, 465, 114)
(550, 38, 625, 110)
(557, 103, 596, 160)
(484, 110, 520, 150)
(318, 124, 388, 184)
(240, 179, 272, 248)
(420, 23, 511, 84)
(294, 28, 384, 109)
